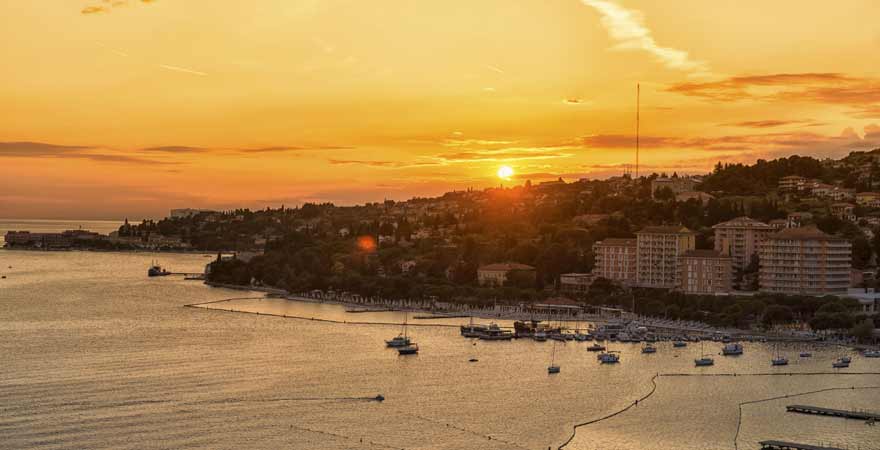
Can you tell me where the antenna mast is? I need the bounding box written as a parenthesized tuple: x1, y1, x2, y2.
(636, 83, 640, 179)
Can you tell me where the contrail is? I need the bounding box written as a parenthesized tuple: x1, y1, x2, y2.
(485, 64, 505, 74)
(158, 64, 207, 76)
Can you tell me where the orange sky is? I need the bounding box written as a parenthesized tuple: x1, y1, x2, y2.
(2, 0, 879, 219)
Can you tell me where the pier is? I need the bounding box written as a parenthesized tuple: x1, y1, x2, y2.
(759, 440, 842, 450)
(785, 404, 880, 421)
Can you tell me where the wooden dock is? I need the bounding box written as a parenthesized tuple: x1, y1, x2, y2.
(759, 440, 843, 450)
(786, 404, 880, 421)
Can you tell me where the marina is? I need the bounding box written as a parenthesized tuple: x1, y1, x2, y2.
(759, 440, 843, 450)
(785, 404, 880, 421)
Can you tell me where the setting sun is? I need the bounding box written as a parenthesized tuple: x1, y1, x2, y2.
(497, 165, 514, 180)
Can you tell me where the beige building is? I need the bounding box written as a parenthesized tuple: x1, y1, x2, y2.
(559, 273, 595, 295)
(651, 176, 698, 198)
(759, 226, 852, 295)
(477, 263, 535, 286)
(712, 216, 773, 271)
(778, 175, 806, 191)
(592, 238, 637, 284)
(636, 226, 696, 288)
(678, 250, 733, 295)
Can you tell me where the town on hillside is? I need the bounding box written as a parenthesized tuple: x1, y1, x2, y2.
(6, 151, 880, 339)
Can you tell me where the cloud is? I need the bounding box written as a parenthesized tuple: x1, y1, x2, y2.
(435, 147, 575, 163)
(580, 0, 710, 76)
(81, 0, 156, 15)
(0, 141, 175, 165)
(722, 120, 813, 129)
(158, 64, 207, 76)
(81, 6, 108, 14)
(581, 125, 880, 155)
(139, 145, 207, 153)
(668, 73, 880, 117)
(238, 145, 354, 153)
(328, 159, 398, 167)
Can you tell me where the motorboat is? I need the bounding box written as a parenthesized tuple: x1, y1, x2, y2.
(587, 343, 606, 352)
(397, 344, 419, 355)
(478, 323, 513, 341)
(673, 341, 688, 348)
(863, 350, 880, 358)
(574, 332, 591, 342)
(547, 364, 560, 374)
(533, 332, 548, 342)
(832, 358, 850, 368)
(147, 262, 170, 277)
(722, 343, 743, 355)
(771, 357, 789, 366)
(799, 352, 812, 358)
(839, 356, 852, 364)
(641, 344, 657, 354)
(598, 352, 620, 364)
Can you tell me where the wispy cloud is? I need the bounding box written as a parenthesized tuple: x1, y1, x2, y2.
(721, 120, 816, 129)
(139, 145, 207, 153)
(328, 159, 398, 167)
(0, 141, 175, 165)
(581, 124, 880, 154)
(668, 73, 880, 118)
(435, 147, 575, 163)
(158, 64, 207, 76)
(580, 0, 710, 77)
(81, 0, 156, 15)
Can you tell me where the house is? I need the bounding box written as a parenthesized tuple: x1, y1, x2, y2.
(778, 175, 806, 192)
(830, 203, 856, 222)
(676, 191, 715, 205)
(559, 273, 595, 295)
(477, 263, 535, 286)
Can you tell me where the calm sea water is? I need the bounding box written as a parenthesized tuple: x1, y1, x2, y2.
(1, 248, 879, 449)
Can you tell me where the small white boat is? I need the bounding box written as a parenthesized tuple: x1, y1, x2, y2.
(863, 350, 880, 358)
(771, 357, 789, 366)
(397, 344, 419, 355)
(839, 356, 852, 364)
(587, 343, 606, 352)
(832, 358, 849, 368)
(598, 352, 620, 364)
(547, 364, 560, 374)
(548, 340, 561, 374)
(533, 331, 548, 342)
(641, 344, 657, 354)
(722, 343, 743, 355)
(694, 357, 714, 366)
(385, 335, 412, 348)
(799, 352, 812, 358)
(695, 341, 713, 366)
(673, 341, 687, 348)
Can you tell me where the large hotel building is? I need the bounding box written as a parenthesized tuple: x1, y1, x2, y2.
(758, 226, 852, 295)
(713, 216, 774, 271)
(592, 238, 637, 284)
(635, 226, 696, 289)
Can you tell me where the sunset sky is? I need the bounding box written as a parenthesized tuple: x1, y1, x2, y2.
(2, 0, 879, 219)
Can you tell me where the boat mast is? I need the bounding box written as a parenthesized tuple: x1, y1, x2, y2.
(635, 83, 640, 179)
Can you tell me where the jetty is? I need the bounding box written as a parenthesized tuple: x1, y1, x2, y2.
(759, 440, 842, 450)
(786, 404, 880, 421)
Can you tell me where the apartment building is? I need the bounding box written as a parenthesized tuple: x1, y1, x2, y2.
(758, 226, 852, 295)
(636, 226, 696, 289)
(712, 216, 773, 271)
(592, 238, 637, 284)
(678, 250, 733, 295)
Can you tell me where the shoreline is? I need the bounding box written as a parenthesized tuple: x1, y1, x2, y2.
(201, 282, 869, 347)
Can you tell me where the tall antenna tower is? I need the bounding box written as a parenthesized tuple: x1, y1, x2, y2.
(636, 83, 640, 179)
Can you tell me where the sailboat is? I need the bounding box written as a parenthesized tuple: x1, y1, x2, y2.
(771, 342, 788, 366)
(469, 341, 479, 363)
(548, 340, 561, 374)
(694, 340, 714, 366)
(386, 311, 415, 348)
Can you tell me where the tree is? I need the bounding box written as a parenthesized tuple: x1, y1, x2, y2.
(850, 319, 875, 343)
(762, 305, 793, 327)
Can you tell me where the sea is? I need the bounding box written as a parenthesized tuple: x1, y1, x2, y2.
(1, 220, 879, 450)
